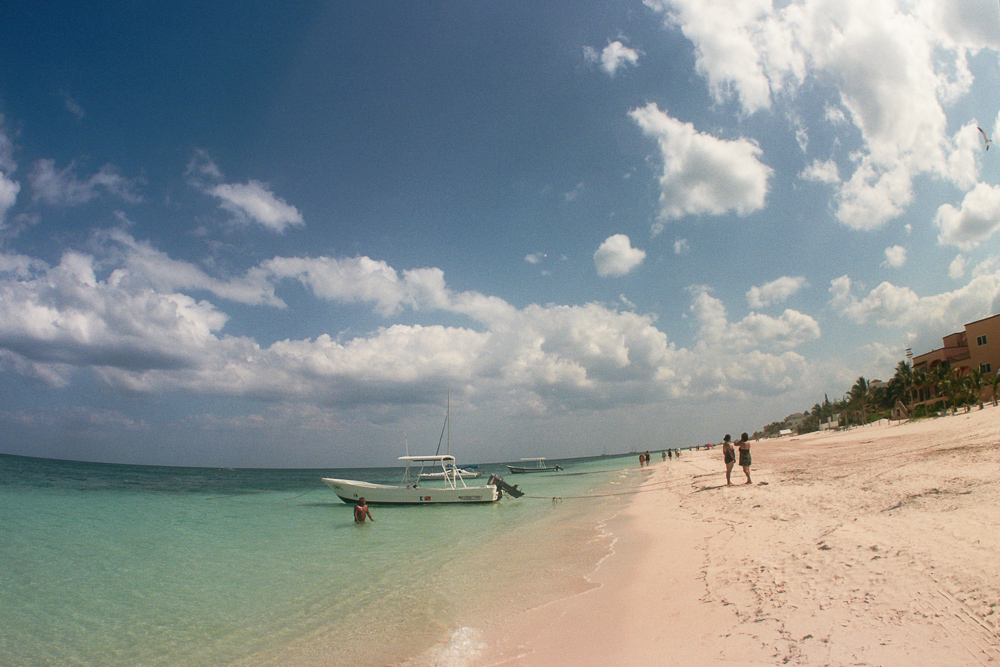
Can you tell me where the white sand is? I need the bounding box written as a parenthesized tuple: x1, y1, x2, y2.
(469, 405, 1000, 666)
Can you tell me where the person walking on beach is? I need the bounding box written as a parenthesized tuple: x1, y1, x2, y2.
(354, 497, 374, 523)
(738, 433, 752, 485)
(722, 434, 736, 486)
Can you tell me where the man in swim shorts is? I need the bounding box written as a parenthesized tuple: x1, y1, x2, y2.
(354, 497, 374, 523)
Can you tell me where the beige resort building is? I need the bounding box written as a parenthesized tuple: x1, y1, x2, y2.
(911, 314, 1000, 406)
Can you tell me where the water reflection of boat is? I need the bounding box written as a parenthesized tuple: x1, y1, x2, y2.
(322, 455, 521, 505)
(506, 457, 564, 474)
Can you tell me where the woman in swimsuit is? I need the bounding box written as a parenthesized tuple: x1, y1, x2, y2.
(722, 434, 735, 486)
(738, 432, 751, 485)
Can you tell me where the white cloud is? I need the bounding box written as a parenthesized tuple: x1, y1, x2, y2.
(29, 159, 142, 206)
(0, 251, 227, 378)
(0, 236, 822, 407)
(829, 271, 1000, 336)
(746, 276, 807, 307)
(209, 181, 304, 233)
(883, 245, 906, 268)
(0, 122, 17, 225)
(524, 253, 546, 264)
(185, 148, 223, 184)
(948, 254, 966, 280)
(799, 158, 840, 184)
(630, 103, 771, 220)
(563, 182, 586, 202)
(972, 255, 1000, 279)
(107, 230, 283, 307)
(643, 0, 802, 114)
(673, 237, 691, 254)
(692, 288, 819, 351)
(265, 255, 449, 316)
(62, 93, 85, 121)
(594, 234, 647, 277)
(935, 183, 1000, 249)
(645, 0, 983, 229)
(0, 174, 19, 226)
(585, 40, 640, 76)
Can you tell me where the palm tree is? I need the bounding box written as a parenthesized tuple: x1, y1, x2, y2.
(890, 360, 914, 408)
(966, 368, 984, 410)
(991, 373, 1000, 407)
(848, 376, 870, 425)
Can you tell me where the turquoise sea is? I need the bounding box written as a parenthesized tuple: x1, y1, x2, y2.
(0, 452, 645, 666)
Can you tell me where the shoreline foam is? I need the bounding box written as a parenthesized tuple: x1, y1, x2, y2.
(467, 407, 1000, 665)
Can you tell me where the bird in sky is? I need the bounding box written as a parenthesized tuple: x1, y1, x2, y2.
(979, 126, 992, 151)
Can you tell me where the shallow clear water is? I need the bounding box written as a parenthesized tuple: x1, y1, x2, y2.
(0, 453, 644, 666)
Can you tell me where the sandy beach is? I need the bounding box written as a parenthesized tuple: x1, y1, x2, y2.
(469, 405, 1000, 666)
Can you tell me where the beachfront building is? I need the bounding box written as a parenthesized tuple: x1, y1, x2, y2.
(964, 314, 1000, 376)
(913, 313, 1000, 378)
(909, 313, 1000, 407)
(912, 330, 971, 375)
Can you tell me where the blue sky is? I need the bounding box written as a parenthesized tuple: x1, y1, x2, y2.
(2, 0, 1000, 467)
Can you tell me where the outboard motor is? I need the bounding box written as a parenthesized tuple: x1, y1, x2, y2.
(488, 473, 524, 498)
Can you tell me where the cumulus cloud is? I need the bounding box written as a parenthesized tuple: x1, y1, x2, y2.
(673, 238, 691, 254)
(106, 229, 283, 307)
(935, 183, 1000, 249)
(746, 276, 807, 308)
(799, 159, 840, 184)
(0, 173, 18, 226)
(265, 255, 451, 317)
(949, 254, 966, 280)
(185, 148, 223, 184)
(0, 235, 820, 409)
(883, 245, 906, 268)
(691, 288, 820, 351)
(594, 234, 646, 277)
(29, 159, 142, 206)
(209, 181, 304, 233)
(584, 40, 640, 76)
(0, 122, 18, 225)
(62, 93, 85, 121)
(0, 250, 227, 377)
(829, 271, 1000, 336)
(644, 0, 985, 229)
(630, 103, 771, 220)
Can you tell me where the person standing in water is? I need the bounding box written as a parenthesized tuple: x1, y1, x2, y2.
(354, 497, 374, 523)
(722, 434, 736, 486)
(738, 433, 752, 485)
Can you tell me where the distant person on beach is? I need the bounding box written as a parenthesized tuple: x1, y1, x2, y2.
(738, 433, 751, 484)
(644, 451, 651, 466)
(668, 449, 673, 460)
(354, 497, 374, 523)
(639, 453, 645, 467)
(722, 434, 736, 486)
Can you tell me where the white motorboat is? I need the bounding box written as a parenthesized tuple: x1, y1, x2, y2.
(322, 455, 521, 505)
(506, 457, 564, 474)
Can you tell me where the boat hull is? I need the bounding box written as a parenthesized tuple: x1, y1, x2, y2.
(506, 466, 561, 474)
(321, 477, 499, 504)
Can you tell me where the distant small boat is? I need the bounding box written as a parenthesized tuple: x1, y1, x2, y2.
(322, 455, 522, 505)
(506, 457, 564, 474)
